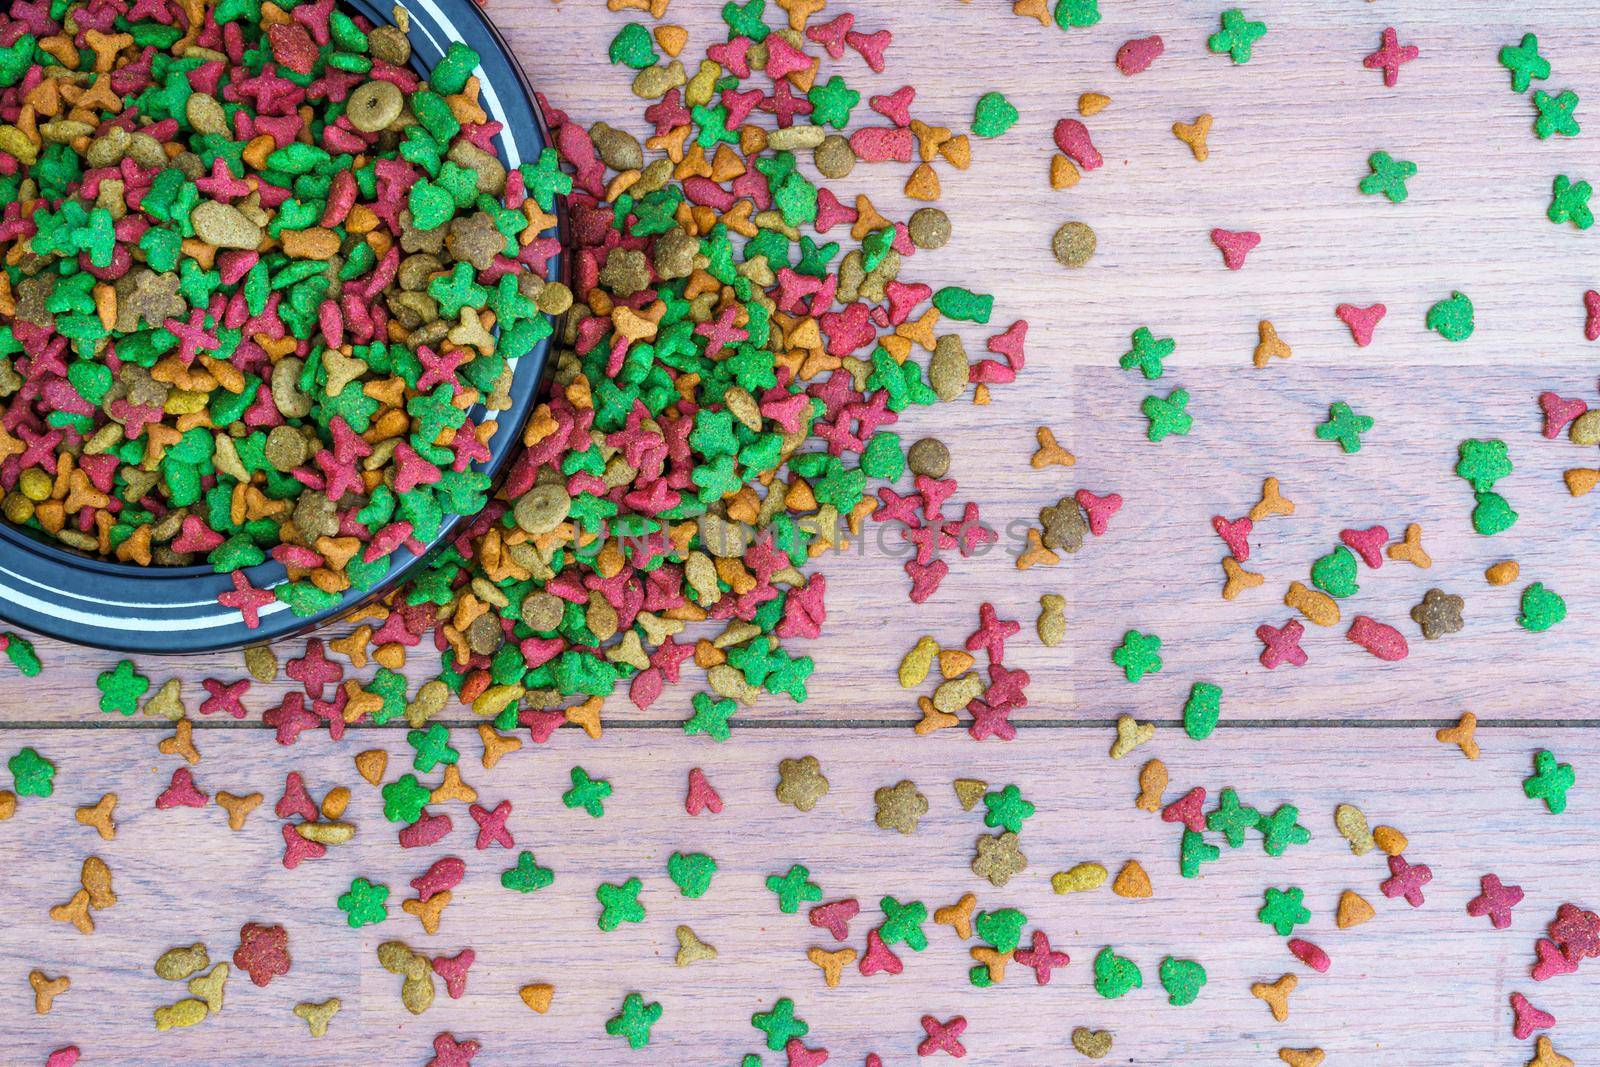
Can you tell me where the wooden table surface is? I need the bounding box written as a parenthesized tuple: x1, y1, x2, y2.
(4, 1, 1599, 1063)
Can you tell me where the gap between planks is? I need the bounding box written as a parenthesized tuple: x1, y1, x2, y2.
(0, 717, 1596, 730)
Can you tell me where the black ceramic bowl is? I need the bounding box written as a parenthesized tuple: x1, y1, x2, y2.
(0, 0, 564, 653)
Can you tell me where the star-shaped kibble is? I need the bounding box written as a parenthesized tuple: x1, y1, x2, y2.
(1111, 629, 1163, 682)
(96, 660, 150, 716)
(1119, 326, 1175, 380)
(1499, 33, 1550, 93)
(982, 784, 1036, 834)
(562, 766, 612, 818)
(1524, 750, 1576, 814)
(605, 993, 662, 1050)
(972, 831, 1028, 887)
(807, 74, 860, 129)
(1410, 588, 1465, 639)
(382, 774, 432, 824)
(775, 755, 830, 812)
(1314, 401, 1373, 453)
(1208, 8, 1267, 64)
(596, 876, 646, 931)
(336, 877, 390, 928)
(1533, 89, 1580, 140)
(874, 780, 929, 834)
(1258, 886, 1312, 936)
(766, 864, 823, 914)
(1359, 151, 1417, 204)
(1549, 175, 1594, 230)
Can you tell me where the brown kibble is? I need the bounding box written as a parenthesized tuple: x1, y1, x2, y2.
(937, 649, 975, 680)
(215, 791, 263, 831)
(280, 227, 340, 260)
(1072, 1027, 1114, 1059)
(914, 696, 959, 735)
(1049, 154, 1080, 189)
(1485, 559, 1519, 585)
(1336, 889, 1375, 929)
(75, 792, 117, 840)
(952, 778, 988, 812)
(1078, 92, 1111, 116)
(1279, 1049, 1325, 1067)
(1221, 556, 1264, 600)
(1387, 522, 1432, 568)
(29, 970, 68, 1014)
(813, 134, 856, 180)
(970, 945, 1011, 982)
(1564, 468, 1600, 496)
(904, 162, 941, 201)
(157, 718, 201, 764)
(653, 24, 687, 57)
(1111, 859, 1153, 898)
(142, 678, 185, 720)
(807, 946, 857, 987)
(1031, 426, 1075, 469)
(1253, 320, 1291, 367)
(776, 755, 830, 812)
(1172, 113, 1213, 161)
(971, 830, 1027, 886)
(928, 334, 969, 401)
(906, 207, 951, 250)
(873, 779, 929, 834)
(296, 821, 356, 846)
(1436, 712, 1481, 760)
(156, 943, 210, 981)
(906, 437, 951, 478)
(82, 855, 116, 910)
(402, 890, 451, 935)
(354, 749, 388, 785)
(1051, 221, 1097, 268)
(1249, 477, 1295, 521)
(1284, 580, 1340, 627)
(478, 725, 523, 769)
(430, 765, 477, 805)
(50, 889, 94, 934)
(934, 893, 977, 939)
(0, 791, 14, 820)
(1372, 825, 1408, 856)
(1411, 587, 1465, 639)
(1016, 528, 1061, 570)
(320, 786, 351, 820)
(1251, 973, 1297, 1022)
(565, 695, 603, 739)
(1135, 758, 1167, 812)
(519, 982, 555, 1012)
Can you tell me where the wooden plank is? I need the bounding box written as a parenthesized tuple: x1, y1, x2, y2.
(0, 727, 1593, 1063)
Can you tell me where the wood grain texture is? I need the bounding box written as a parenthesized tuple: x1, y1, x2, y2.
(2, 0, 1599, 1063)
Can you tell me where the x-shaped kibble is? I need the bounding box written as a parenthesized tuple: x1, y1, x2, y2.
(1549, 175, 1594, 229)
(563, 766, 612, 817)
(878, 895, 928, 950)
(1533, 89, 1580, 140)
(1499, 33, 1550, 92)
(1258, 804, 1311, 856)
(1259, 887, 1311, 935)
(917, 1015, 967, 1058)
(766, 864, 823, 914)
(1359, 151, 1417, 203)
(605, 993, 661, 1050)
(1466, 874, 1524, 929)
(1120, 326, 1174, 380)
(1207, 787, 1260, 847)
(1380, 854, 1432, 907)
(752, 998, 808, 1051)
(596, 877, 646, 931)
